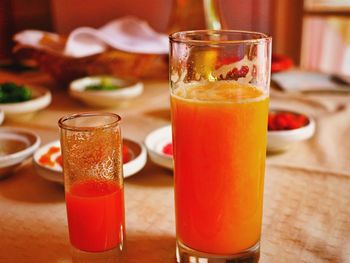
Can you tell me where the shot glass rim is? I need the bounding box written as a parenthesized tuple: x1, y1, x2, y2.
(58, 112, 121, 132)
(169, 29, 271, 45)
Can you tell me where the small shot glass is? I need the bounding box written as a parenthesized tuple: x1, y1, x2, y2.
(59, 112, 125, 253)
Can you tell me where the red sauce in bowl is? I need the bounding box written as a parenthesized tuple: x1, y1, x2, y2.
(39, 146, 61, 167)
(268, 111, 309, 131)
(162, 143, 173, 156)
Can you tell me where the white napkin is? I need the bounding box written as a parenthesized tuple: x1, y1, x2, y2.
(14, 16, 169, 57)
(272, 69, 350, 92)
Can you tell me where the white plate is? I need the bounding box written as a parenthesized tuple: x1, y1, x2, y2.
(0, 127, 40, 178)
(144, 125, 173, 170)
(0, 85, 52, 121)
(33, 138, 147, 184)
(69, 76, 143, 108)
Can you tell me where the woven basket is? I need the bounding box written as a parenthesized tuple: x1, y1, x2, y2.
(13, 45, 168, 85)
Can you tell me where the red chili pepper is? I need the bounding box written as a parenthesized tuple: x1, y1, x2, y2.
(48, 146, 60, 154)
(39, 154, 55, 167)
(39, 146, 61, 167)
(218, 65, 250, 81)
(55, 155, 63, 167)
(268, 112, 309, 131)
(162, 143, 173, 156)
(276, 114, 288, 130)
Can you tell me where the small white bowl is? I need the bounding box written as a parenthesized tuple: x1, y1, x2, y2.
(33, 140, 62, 183)
(69, 76, 143, 108)
(145, 125, 173, 170)
(0, 85, 52, 121)
(0, 127, 40, 178)
(123, 138, 147, 178)
(267, 109, 316, 152)
(33, 138, 147, 184)
(0, 110, 4, 125)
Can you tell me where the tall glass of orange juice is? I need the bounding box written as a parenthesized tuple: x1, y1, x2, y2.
(169, 31, 271, 262)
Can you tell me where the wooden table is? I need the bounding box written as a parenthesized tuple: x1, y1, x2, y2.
(0, 71, 350, 263)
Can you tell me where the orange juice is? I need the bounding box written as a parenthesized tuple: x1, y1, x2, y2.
(171, 81, 268, 255)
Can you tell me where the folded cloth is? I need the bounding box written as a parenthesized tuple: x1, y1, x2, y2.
(272, 69, 350, 92)
(14, 16, 169, 57)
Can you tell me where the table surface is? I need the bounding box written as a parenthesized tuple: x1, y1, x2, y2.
(0, 71, 350, 263)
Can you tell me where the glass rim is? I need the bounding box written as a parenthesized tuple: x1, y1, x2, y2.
(169, 29, 271, 45)
(58, 112, 121, 131)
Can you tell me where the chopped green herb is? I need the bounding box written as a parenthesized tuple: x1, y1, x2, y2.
(85, 78, 120, 91)
(0, 82, 32, 103)
(85, 84, 120, 91)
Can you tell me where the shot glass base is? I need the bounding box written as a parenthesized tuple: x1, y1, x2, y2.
(176, 240, 260, 263)
(71, 245, 124, 263)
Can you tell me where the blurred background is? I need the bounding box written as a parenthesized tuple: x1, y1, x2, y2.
(1, 0, 350, 76)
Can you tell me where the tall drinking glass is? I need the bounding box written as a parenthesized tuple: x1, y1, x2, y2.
(59, 113, 125, 253)
(169, 30, 271, 262)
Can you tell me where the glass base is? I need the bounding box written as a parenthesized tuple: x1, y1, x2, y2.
(71, 245, 123, 263)
(176, 240, 260, 263)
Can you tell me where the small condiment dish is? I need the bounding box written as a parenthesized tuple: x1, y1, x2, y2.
(0, 85, 52, 121)
(0, 110, 4, 125)
(33, 138, 147, 184)
(267, 109, 316, 152)
(33, 140, 62, 183)
(69, 76, 143, 108)
(145, 125, 173, 170)
(123, 139, 147, 178)
(0, 127, 40, 178)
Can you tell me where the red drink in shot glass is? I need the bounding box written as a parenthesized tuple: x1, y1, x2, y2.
(59, 112, 125, 253)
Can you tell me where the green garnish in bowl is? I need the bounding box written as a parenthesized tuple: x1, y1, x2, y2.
(85, 78, 121, 91)
(0, 82, 32, 103)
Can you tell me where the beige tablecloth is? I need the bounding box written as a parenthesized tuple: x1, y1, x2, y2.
(0, 72, 349, 263)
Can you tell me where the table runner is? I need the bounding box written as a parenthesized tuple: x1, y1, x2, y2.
(0, 71, 349, 262)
